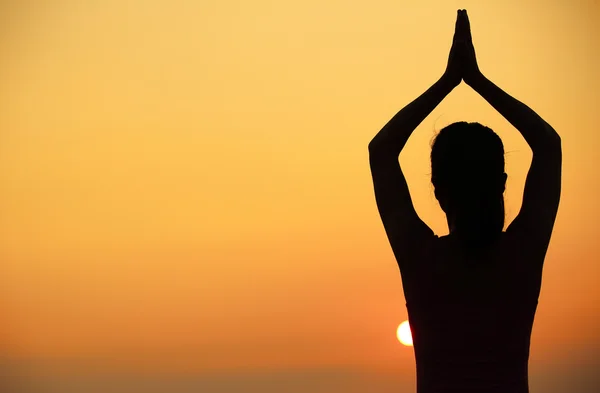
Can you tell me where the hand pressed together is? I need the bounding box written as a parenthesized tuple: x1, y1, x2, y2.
(444, 9, 482, 87)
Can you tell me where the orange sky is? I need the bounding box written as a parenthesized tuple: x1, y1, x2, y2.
(0, 0, 599, 391)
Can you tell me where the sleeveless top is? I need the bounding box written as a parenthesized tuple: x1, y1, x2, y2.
(402, 233, 543, 393)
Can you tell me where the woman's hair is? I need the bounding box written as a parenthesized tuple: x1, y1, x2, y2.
(431, 121, 506, 253)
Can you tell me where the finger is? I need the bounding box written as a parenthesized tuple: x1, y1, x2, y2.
(454, 12, 466, 41)
(454, 10, 461, 36)
(462, 11, 473, 41)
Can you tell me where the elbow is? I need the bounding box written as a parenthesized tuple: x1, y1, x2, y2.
(368, 140, 388, 162)
(368, 134, 383, 153)
(532, 128, 562, 160)
(547, 124, 561, 145)
(368, 138, 381, 159)
(368, 139, 380, 155)
(368, 137, 397, 159)
(531, 124, 561, 154)
(545, 122, 561, 144)
(548, 126, 562, 153)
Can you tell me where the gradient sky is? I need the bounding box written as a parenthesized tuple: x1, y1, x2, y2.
(0, 1, 599, 392)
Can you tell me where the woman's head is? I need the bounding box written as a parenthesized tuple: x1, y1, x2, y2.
(431, 122, 507, 250)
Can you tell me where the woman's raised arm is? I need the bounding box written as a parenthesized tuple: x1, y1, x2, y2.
(460, 10, 562, 263)
(368, 11, 464, 272)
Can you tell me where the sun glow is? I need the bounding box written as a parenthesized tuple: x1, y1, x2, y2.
(397, 320, 413, 346)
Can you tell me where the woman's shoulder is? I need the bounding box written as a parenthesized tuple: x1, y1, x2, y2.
(431, 231, 542, 270)
(427, 232, 516, 264)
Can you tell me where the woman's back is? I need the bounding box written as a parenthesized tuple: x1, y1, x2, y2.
(404, 233, 542, 393)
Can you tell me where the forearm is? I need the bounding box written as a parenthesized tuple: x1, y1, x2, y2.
(468, 73, 561, 151)
(369, 75, 456, 157)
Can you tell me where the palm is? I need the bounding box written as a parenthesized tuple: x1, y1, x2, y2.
(445, 10, 480, 85)
(457, 10, 480, 83)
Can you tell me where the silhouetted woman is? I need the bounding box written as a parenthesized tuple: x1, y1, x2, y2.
(368, 10, 561, 393)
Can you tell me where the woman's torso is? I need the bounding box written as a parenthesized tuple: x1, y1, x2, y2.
(403, 232, 543, 393)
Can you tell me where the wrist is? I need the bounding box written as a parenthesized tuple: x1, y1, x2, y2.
(465, 71, 486, 89)
(439, 73, 459, 92)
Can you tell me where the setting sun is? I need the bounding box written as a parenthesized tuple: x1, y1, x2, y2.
(397, 320, 413, 346)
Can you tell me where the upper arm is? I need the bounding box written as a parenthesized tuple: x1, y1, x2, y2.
(506, 129, 562, 264)
(369, 149, 436, 272)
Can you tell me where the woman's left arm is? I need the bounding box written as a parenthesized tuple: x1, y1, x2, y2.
(369, 74, 456, 270)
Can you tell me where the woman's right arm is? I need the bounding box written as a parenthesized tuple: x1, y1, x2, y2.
(470, 73, 562, 252)
(461, 10, 562, 263)
(468, 74, 561, 151)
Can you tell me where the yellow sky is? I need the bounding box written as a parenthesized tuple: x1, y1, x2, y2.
(0, 0, 599, 385)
